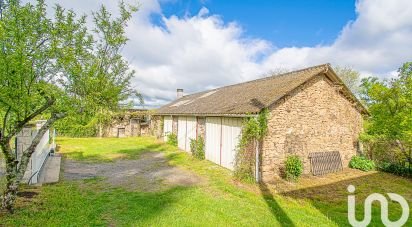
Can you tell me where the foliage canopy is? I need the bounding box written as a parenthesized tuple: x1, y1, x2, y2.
(360, 62, 412, 175)
(0, 0, 138, 211)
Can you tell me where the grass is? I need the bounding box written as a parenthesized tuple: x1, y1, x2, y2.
(0, 136, 411, 226)
(56, 137, 165, 162)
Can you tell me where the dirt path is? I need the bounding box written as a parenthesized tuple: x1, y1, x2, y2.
(63, 152, 202, 192)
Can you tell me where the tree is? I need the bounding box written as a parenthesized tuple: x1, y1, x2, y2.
(333, 66, 361, 96)
(0, 0, 138, 212)
(360, 62, 412, 170)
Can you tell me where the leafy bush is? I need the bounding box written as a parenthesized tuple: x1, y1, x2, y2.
(349, 156, 375, 171)
(190, 137, 205, 160)
(359, 63, 412, 177)
(377, 162, 412, 177)
(54, 116, 99, 137)
(285, 155, 303, 181)
(167, 133, 178, 147)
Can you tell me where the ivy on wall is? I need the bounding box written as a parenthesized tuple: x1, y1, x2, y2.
(234, 108, 269, 182)
(55, 110, 152, 137)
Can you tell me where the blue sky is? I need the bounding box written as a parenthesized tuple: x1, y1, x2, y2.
(34, 0, 412, 107)
(157, 0, 356, 47)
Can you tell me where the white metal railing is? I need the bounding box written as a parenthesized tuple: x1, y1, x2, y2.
(28, 127, 50, 184)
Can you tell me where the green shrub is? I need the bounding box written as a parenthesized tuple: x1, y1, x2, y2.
(285, 155, 303, 181)
(349, 156, 375, 171)
(190, 136, 205, 160)
(377, 162, 412, 177)
(167, 133, 178, 147)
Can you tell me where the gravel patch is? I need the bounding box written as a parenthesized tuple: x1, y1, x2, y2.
(63, 152, 202, 192)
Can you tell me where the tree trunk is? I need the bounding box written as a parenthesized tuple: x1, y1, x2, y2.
(0, 141, 18, 212)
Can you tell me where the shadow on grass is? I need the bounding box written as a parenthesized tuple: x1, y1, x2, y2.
(0, 180, 192, 226)
(259, 182, 295, 227)
(100, 186, 192, 225)
(279, 171, 412, 226)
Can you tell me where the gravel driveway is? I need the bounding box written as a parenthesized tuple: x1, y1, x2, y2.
(63, 152, 202, 192)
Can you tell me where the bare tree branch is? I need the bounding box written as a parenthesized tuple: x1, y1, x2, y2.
(4, 96, 55, 141)
(16, 112, 66, 182)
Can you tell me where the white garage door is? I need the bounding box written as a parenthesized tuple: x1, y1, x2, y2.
(177, 117, 187, 150)
(163, 116, 172, 142)
(186, 117, 197, 152)
(205, 117, 221, 165)
(221, 118, 243, 170)
(205, 117, 243, 170)
(177, 116, 197, 152)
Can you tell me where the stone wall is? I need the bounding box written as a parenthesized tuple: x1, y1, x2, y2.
(197, 117, 206, 139)
(172, 116, 178, 135)
(150, 115, 163, 138)
(261, 74, 364, 182)
(104, 114, 149, 138)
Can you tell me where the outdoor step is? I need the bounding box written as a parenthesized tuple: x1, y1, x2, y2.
(38, 155, 61, 184)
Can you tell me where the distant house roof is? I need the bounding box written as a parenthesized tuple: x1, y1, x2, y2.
(156, 64, 367, 116)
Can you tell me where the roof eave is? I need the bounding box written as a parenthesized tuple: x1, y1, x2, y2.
(153, 112, 258, 118)
(324, 65, 370, 115)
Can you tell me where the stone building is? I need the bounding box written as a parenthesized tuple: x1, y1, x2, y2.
(104, 109, 151, 137)
(153, 64, 367, 182)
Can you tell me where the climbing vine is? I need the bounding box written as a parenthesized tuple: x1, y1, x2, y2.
(234, 108, 269, 182)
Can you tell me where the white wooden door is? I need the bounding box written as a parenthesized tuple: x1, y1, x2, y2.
(205, 117, 222, 165)
(205, 117, 243, 170)
(177, 117, 187, 150)
(163, 116, 172, 142)
(185, 117, 197, 152)
(220, 118, 243, 170)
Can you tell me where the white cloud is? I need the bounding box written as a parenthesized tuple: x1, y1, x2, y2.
(29, 0, 412, 108)
(261, 0, 412, 73)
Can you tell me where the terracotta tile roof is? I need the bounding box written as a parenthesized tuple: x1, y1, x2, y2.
(156, 64, 366, 115)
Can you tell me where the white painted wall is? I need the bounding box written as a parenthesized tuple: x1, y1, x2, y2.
(163, 116, 172, 142)
(18, 121, 52, 184)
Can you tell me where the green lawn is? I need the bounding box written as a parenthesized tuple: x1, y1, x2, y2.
(1, 137, 411, 226)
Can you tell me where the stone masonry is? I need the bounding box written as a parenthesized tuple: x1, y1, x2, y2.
(196, 117, 206, 139)
(172, 116, 178, 135)
(261, 74, 364, 182)
(150, 115, 162, 138)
